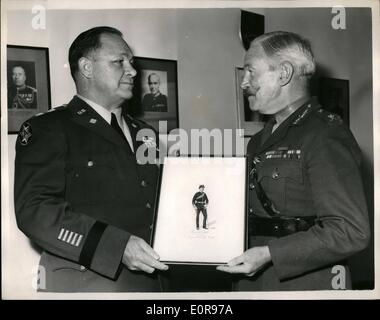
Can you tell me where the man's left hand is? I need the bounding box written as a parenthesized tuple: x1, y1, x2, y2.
(216, 246, 272, 276)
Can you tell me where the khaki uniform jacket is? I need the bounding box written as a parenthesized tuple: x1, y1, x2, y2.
(236, 97, 370, 291)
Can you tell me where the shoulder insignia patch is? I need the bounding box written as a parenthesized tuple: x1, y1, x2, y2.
(18, 122, 32, 146)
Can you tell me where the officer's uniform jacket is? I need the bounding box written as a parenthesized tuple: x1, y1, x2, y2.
(237, 97, 370, 291)
(14, 96, 161, 292)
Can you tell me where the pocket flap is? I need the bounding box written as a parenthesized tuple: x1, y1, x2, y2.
(257, 160, 303, 183)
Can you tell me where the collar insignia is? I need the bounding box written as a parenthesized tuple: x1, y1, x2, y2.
(292, 104, 311, 125)
(77, 108, 86, 115)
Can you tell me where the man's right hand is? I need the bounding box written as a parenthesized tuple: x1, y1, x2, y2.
(122, 235, 169, 274)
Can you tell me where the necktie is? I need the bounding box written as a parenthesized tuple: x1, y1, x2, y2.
(111, 113, 129, 144)
(260, 117, 277, 145)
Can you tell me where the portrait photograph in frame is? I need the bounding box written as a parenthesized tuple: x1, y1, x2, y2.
(152, 157, 247, 265)
(127, 57, 179, 133)
(7, 45, 51, 133)
(319, 77, 350, 125)
(235, 67, 266, 137)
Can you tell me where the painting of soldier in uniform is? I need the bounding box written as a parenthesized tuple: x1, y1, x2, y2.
(7, 45, 51, 134)
(192, 185, 209, 230)
(126, 57, 178, 133)
(141, 71, 168, 112)
(8, 61, 38, 109)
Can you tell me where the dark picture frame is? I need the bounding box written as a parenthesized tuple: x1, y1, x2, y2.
(319, 77, 350, 125)
(151, 157, 247, 265)
(7, 45, 51, 134)
(235, 67, 265, 137)
(127, 57, 179, 133)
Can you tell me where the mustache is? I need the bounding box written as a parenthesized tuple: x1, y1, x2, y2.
(243, 85, 260, 97)
(243, 88, 256, 96)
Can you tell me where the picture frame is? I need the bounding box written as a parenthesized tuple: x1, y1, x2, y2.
(319, 77, 350, 125)
(151, 156, 247, 265)
(7, 45, 51, 134)
(235, 67, 266, 137)
(127, 57, 179, 133)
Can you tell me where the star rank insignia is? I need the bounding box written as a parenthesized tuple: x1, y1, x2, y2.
(18, 122, 32, 146)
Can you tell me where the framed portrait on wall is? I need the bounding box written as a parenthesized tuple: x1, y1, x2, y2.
(235, 67, 266, 137)
(319, 77, 350, 125)
(151, 157, 247, 265)
(127, 57, 179, 133)
(7, 45, 51, 134)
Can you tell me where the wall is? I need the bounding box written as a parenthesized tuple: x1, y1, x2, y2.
(264, 7, 374, 287)
(176, 8, 245, 131)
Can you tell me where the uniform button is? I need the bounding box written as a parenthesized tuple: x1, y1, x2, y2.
(80, 265, 87, 271)
(272, 171, 279, 179)
(74, 173, 80, 178)
(249, 182, 255, 189)
(87, 161, 94, 167)
(249, 208, 253, 214)
(146, 202, 151, 209)
(141, 180, 147, 187)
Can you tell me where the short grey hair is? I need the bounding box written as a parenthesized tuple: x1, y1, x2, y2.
(252, 31, 316, 78)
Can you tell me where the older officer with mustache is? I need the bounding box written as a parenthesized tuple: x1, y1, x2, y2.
(217, 31, 370, 291)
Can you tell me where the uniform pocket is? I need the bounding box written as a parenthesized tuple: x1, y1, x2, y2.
(257, 159, 303, 183)
(257, 160, 304, 214)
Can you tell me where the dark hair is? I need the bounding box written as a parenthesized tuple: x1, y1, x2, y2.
(68, 26, 123, 80)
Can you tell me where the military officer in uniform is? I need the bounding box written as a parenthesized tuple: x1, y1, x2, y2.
(217, 31, 370, 290)
(8, 65, 38, 109)
(14, 26, 169, 292)
(142, 73, 168, 112)
(192, 185, 209, 230)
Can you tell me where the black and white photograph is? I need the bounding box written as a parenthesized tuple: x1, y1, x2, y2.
(0, 0, 378, 301)
(152, 157, 246, 265)
(7, 45, 51, 133)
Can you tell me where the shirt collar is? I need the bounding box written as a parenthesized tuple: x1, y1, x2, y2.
(275, 95, 310, 123)
(76, 94, 122, 125)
